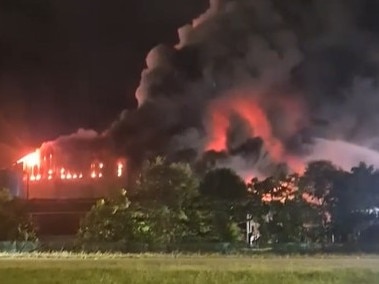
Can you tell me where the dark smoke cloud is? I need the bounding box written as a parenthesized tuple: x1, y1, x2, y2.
(112, 0, 379, 176)
(31, 0, 379, 178)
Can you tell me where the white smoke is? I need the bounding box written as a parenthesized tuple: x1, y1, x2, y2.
(305, 138, 379, 171)
(41, 128, 101, 148)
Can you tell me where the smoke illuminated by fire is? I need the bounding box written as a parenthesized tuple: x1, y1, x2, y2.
(206, 94, 305, 175)
(205, 104, 230, 152)
(232, 97, 284, 161)
(12, 0, 379, 196)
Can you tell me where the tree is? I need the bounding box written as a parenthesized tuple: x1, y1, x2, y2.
(266, 192, 325, 243)
(298, 161, 379, 243)
(199, 168, 247, 200)
(336, 163, 379, 242)
(299, 161, 342, 203)
(134, 157, 202, 244)
(247, 173, 323, 244)
(78, 190, 132, 242)
(196, 168, 248, 243)
(298, 161, 342, 240)
(0, 188, 36, 241)
(78, 158, 201, 248)
(133, 157, 199, 209)
(349, 162, 379, 210)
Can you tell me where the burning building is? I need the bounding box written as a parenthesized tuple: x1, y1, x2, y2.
(5, 0, 379, 199)
(7, 130, 127, 199)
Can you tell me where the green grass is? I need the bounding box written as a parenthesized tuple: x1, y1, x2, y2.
(1, 253, 379, 283)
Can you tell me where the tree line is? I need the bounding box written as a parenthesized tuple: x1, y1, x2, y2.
(77, 158, 379, 250)
(1, 157, 379, 251)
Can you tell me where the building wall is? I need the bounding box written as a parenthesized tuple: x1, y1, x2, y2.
(26, 177, 126, 199)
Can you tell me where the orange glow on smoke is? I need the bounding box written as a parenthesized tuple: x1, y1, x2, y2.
(274, 96, 307, 138)
(206, 104, 229, 152)
(244, 173, 256, 184)
(286, 156, 306, 175)
(205, 93, 305, 174)
(232, 97, 284, 161)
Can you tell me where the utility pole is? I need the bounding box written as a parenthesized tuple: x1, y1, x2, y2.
(246, 213, 252, 246)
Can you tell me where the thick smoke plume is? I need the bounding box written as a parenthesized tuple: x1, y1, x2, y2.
(108, 0, 379, 177)
(38, 0, 379, 179)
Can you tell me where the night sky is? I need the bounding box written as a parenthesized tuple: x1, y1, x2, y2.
(0, 0, 207, 164)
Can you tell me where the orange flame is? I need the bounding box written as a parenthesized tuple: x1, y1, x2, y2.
(117, 162, 124, 177)
(16, 148, 126, 182)
(17, 149, 41, 169)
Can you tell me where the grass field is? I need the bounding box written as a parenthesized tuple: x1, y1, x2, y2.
(1, 253, 379, 284)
